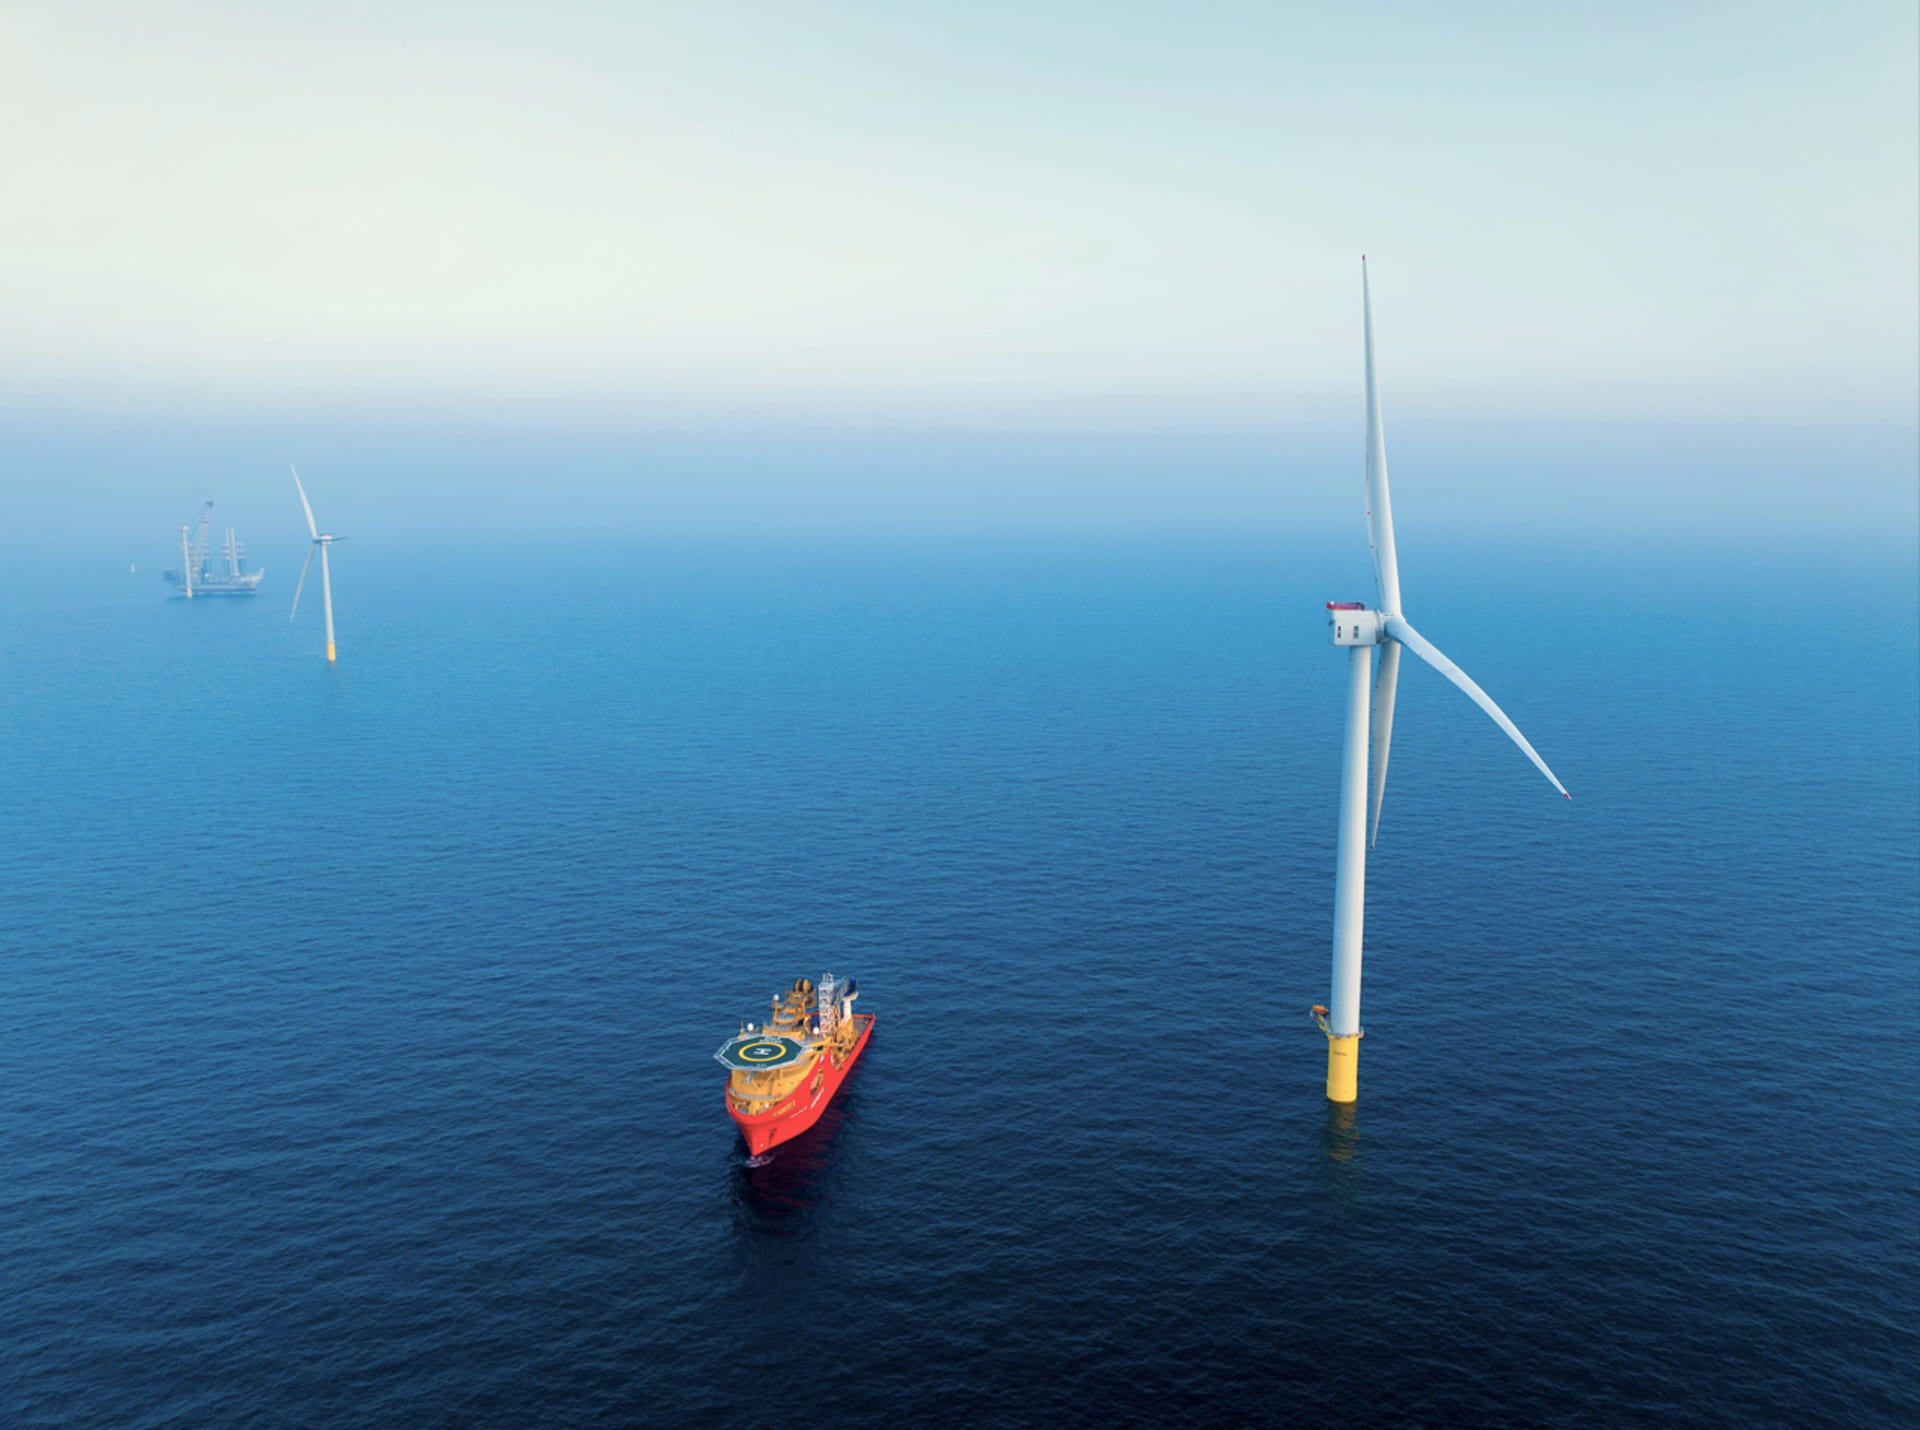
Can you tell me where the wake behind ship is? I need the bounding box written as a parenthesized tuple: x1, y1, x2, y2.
(715, 973, 873, 1155)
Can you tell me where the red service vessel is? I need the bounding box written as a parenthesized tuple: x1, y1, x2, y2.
(714, 973, 873, 1155)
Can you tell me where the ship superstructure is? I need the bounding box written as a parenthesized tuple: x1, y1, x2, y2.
(163, 501, 265, 597)
(714, 973, 874, 1155)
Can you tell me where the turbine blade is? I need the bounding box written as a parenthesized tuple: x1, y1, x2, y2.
(1362, 258, 1402, 615)
(1384, 615, 1569, 798)
(290, 463, 319, 540)
(290, 544, 315, 621)
(1368, 639, 1401, 846)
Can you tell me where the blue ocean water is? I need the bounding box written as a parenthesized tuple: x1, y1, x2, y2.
(2, 532, 1915, 1428)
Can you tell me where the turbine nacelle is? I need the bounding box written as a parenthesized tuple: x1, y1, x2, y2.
(1326, 603, 1383, 647)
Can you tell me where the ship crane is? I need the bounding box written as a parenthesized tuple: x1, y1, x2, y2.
(176, 501, 213, 598)
(191, 501, 214, 573)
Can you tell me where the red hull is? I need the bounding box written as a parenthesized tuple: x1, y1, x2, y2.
(727, 1013, 875, 1155)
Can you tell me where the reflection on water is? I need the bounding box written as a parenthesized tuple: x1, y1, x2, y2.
(1311, 1100, 1364, 1212)
(1319, 1100, 1359, 1165)
(728, 1095, 852, 1232)
(723, 1094, 858, 1334)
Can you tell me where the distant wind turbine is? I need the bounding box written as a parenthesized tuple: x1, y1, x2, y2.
(1315, 260, 1570, 1103)
(289, 464, 343, 662)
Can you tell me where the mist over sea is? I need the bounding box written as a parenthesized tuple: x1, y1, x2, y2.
(3, 527, 1915, 1427)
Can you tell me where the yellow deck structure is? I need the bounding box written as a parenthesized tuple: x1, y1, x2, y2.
(717, 976, 863, 1115)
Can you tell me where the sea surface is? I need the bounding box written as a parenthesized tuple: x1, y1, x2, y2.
(3, 532, 1915, 1428)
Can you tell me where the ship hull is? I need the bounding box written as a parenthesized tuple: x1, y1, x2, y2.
(727, 1013, 874, 1156)
(163, 575, 265, 596)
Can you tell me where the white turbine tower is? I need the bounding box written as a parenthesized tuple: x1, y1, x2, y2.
(1316, 260, 1570, 1103)
(289, 464, 343, 662)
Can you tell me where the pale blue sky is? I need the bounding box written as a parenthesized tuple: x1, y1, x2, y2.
(3, 0, 1914, 433)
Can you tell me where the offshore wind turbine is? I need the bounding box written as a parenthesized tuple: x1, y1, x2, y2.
(289, 464, 343, 662)
(1314, 260, 1569, 1103)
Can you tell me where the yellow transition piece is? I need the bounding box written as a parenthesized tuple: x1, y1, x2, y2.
(1324, 1032, 1360, 1103)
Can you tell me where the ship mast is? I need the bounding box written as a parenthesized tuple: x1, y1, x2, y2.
(817, 972, 838, 1044)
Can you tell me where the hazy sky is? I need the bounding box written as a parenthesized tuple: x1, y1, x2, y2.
(4, 0, 1915, 435)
